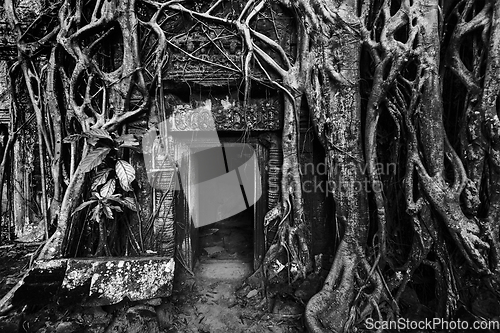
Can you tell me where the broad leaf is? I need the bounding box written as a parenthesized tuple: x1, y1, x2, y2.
(86, 128, 112, 140)
(115, 159, 136, 192)
(118, 134, 140, 151)
(108, 196, 137, 211)
(109, 205, 123, 212)
(103, 205, 114, 219)
(122, 197, 137, 211)
(63, 134, 85, 143)
(119, 141, 139, 147)
(116, 134, 138, 144)
(91, 205, 101, 222)
(100, 178, 116, 198)
(72, 200, 97, 215)
(87, 136, 100, 146)
(119, 143, 142, 152)
(91, 168, 112, 191)
(79, 148, 111, 173)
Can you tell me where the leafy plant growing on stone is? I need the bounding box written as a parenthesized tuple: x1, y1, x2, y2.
(68, 129, 139, 256)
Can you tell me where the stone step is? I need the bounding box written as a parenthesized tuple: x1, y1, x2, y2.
(194, 260, 253, 281)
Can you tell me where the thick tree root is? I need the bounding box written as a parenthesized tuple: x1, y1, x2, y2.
(306, 254, 356, 332)
(305, 240, 383, 332)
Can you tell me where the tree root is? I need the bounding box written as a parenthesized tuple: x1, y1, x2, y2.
(306, 241, 384, 332)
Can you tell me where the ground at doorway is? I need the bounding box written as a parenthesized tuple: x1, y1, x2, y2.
(164, 258, 306, 332)
(0, 242, 317, 333)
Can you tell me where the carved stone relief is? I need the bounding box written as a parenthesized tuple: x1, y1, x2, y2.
(168, 96, 282, 132)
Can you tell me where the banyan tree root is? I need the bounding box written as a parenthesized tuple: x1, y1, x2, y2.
(306, 240, 386, 332)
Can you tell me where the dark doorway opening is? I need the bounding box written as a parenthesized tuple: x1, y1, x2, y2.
(174, 137, 268, 271)
(198, 206, 254, 262)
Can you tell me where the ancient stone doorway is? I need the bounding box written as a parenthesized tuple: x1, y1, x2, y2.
(194, 142, 255, 263)
(175, 138, 269, 273)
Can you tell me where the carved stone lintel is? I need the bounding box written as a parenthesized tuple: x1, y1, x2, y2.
(168, 96, 282, 132)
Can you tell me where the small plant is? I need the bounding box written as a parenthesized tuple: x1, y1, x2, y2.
(66, 129, 139, 256)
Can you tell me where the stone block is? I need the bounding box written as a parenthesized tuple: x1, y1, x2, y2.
(60, 257, 175, 306)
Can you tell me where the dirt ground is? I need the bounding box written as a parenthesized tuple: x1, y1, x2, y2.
(159, 259, 306, 333)
(0, 239, 317, 333)
(161, 211, 309, 332)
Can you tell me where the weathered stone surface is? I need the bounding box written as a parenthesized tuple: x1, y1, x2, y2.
(168, 96, 282, 132)
(61, 257, 175, 306)
(195, 260, 252, 281)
